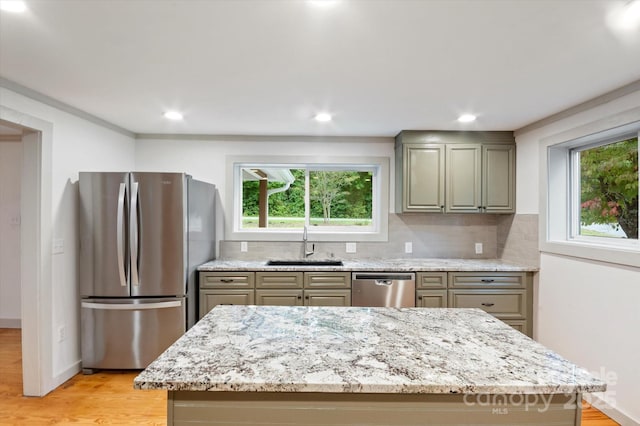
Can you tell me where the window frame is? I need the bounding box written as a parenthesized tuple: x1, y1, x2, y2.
(225, 155, 389, 242)
(540, 114, 640, 268)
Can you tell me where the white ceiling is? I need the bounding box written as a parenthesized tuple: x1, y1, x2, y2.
(1, 0, 640, 137)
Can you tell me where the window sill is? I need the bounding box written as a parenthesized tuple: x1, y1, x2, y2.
(540, 239, 640, 268)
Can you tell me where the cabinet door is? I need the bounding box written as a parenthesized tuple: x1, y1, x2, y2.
(256, 289, 303, 306)
(304, 290, 351, 306)
(199, 290, 255, 319)
(482, 144, 515, 213)
(416, 290, 447, 308)
(403, 144, 445, 212)
(446, 144, 482, 213)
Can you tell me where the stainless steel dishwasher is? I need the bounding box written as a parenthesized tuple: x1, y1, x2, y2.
(351, 272, 416, 307)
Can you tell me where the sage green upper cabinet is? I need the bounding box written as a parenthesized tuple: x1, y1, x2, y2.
(482, 144, 515, 212)
(395, 131, 515, 214)
(445, 144, 482, 213)
(400, 144, 445, 212)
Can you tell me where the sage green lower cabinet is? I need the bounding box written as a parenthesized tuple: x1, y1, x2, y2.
(198, 272, 257, 319)
(447, 289, 527, 320)
(256, 272, 303, 289)
(304, 289, 351, 307)
(199, 290, 255, 318)
(416, 290, 447, 308)
(304, 272, 351, 289)
(256, 289, 304, 306)
(447, 272, 533, 337)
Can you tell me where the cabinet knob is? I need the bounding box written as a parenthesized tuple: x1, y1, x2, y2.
(297, 295, 302, 299)
(418, 296, 423, 300)
(481, 302, 495, 307)
(305, 296, 309, 299)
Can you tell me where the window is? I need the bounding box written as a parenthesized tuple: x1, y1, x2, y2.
(571, 137, 638, 241)
(226, 156, 389, 242)
(541, 116, 640, 268)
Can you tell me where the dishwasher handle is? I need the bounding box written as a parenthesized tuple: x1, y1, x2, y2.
(375, 279, 393, 286)
(353, 274, 415, 281)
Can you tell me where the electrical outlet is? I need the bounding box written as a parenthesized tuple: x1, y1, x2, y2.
(57, 325, 66, 343)
(345, 242, 357, 253)
(240, 241, 248, 252)
(475, 243, 483, 254)
(405, 242, 413, 253)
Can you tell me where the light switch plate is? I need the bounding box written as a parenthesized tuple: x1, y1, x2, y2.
(345, 242, 357, 253)
(475, 243, 483, 254)
(240, 241, 248, 252)
(405, 242, 413, 253)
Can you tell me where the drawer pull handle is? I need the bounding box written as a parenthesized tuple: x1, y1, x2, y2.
(305, 296, 309, 299)
(220, 279, 234, 283)
(481, 279, 495, 283)
(481, 302, 495, 307)
(418, 296, 423, 300)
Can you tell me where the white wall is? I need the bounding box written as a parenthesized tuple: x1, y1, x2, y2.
(516, 88, 640, 424)
(135, 137, 395, 243)
(0, 87, 136, 389)
(0, 140, 22, 326)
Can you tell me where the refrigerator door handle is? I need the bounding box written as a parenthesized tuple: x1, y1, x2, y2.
(81, 301, 182, 310)
(130, 181, 140, 287)
(116, 183, 127, 287)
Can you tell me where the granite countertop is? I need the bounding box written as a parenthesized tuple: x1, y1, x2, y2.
(197, 258, 538, 272)
(134, 305, 604, 394)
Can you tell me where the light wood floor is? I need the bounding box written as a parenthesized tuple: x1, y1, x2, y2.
(0, 328, 619, 425)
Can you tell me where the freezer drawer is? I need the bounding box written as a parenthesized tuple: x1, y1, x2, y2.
(81, 297, 185, 371)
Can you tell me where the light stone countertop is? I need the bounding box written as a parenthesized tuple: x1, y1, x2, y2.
(197, 258, 538, 272)
(134, 305, 604, 394)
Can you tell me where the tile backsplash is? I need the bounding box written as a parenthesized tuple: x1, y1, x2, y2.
(219, 213, 539, 266)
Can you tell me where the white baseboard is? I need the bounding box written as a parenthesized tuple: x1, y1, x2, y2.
(52, 360, 81, 390)
(584, 393, 639, 426)
(0, 318, 21, 328)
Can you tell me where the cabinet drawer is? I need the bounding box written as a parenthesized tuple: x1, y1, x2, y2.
(416, 290, 447, 308)
(256, 289, 304, 306)
(199, 290, 255, 319)
(448, 289, 526, 319)
(448, 272, 526, 289)
(304, 272, 351, 289)
(256, 272, 303, 289)
(416, 272, 447, 289)
(304, 290, 351, 307)
(501, 319, 527, 334)
(200, 272, 255, 289)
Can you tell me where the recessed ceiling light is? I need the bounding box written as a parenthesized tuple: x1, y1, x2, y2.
(314, 113, 332, 122)
(619, 0, 640, 29)
(0, 0, 27, 13)
(163, 111, 183, 121)
(457, 114, 477, 123)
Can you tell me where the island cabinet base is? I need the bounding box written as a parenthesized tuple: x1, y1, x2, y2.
(167, 391, 582, 426)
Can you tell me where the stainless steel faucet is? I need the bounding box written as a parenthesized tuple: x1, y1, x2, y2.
(303, 225, 315, 257)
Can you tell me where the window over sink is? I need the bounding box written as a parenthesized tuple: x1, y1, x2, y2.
(226, 156, 389, 242)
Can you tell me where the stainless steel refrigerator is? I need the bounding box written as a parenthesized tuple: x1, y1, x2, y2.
(79, 172, 215, 373)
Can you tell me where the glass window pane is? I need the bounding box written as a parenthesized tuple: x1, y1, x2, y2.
(241, 168, 305, 229)
(309, 171, 373, 227)
(579, 137, 638, 239)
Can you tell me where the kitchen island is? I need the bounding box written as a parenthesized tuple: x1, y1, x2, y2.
(134, 305, 605, 425)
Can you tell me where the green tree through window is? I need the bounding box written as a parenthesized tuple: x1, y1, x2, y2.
(578, 137, 638, 239)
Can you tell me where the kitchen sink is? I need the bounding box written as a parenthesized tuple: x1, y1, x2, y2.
(266, 260, 344, 266)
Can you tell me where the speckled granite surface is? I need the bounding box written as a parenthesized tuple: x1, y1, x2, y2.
(197, 258, 538, 272)
(134, 306, 604, 394)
